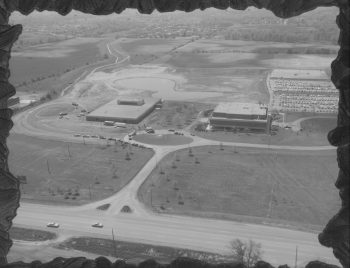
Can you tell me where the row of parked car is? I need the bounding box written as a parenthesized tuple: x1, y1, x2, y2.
(73, 133, 119, 141)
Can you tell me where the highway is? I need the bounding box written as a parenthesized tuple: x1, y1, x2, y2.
(14, 201, 338, 266)
(10, 42, 339, 266)
(11, 134, 339, 266)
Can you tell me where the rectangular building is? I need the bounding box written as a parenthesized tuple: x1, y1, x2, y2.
(209, 102, 270, 132)
(86, 97, 161, 124)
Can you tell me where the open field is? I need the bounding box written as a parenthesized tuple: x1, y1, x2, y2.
(300, 117, 337, 134)
(10, 227, 56, 242)
(8, 134, 154, 205)
(10, 38, 106, 88)
(116, 37, 193, 65)
(138, 146, 339, 229)
(165, 39, 336, 70)
(57, 237, 228, 265)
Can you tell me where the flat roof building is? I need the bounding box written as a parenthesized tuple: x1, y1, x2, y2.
(210, 102, 270, 133)
(86, 97, 161, 124)
(212, 102, 267, 120)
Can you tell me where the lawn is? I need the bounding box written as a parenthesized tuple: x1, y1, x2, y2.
(57, 237, 228, 265)
(138, 146, 339, 230)
(300, 117, 337, 134)
(8, 133, 154, 205)
(10, 227, 56, 242)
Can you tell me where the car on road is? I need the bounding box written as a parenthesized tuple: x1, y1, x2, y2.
(99, 135, 106, 139)
(47, 222, 59, 228)
(73, 134, 81, 137)
(91, 222, 103, 228)
(82, 135, 90, 138)
(91, 135, 99, 138)
(108, 137, 116, 141)
(190, 133, 196, 136)
(59, 112, 68, 116)
(168, 129, 175, 132)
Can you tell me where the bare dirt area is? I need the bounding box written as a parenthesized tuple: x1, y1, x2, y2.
(8, 133, 154, 205)
(138, 146, 339, 230)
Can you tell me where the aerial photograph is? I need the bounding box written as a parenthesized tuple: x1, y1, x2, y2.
(0, 1, 348, 268)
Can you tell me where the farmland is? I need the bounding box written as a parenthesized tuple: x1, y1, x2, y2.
(8, 133, 154, 205)
(138, 146, 339, 230)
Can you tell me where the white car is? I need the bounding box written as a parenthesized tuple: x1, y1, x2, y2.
(91, 222, 103, 228)
(47, 222, 59, 228)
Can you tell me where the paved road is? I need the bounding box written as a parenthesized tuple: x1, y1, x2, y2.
(14, 202, 338, 266)
(10, 42, 339, 266)
(12, 134, 339, 266)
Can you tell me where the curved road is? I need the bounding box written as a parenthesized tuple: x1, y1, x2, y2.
(11, 43, 339, 266)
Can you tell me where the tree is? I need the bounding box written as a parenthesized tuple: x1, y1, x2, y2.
(229, 239, 262, 268)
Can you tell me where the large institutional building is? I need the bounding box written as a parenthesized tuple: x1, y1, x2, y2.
(86, 97, 161, 124)
(209, 102, 271, 132)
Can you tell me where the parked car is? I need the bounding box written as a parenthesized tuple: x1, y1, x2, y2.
(73, 134, 81, 137)
(47, 222, 59, 228)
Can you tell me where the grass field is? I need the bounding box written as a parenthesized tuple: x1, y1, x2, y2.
(8, 134, 154, 205)
(300, 117, 337, 134)
(138, 146, 339, 229)
(168, 39, 336, 70)
(10, 38, 105, 88)
(57, 237, 228, 264)
(10, 227, 56, 242)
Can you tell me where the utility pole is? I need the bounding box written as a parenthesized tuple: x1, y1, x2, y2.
(46, 159, 51, 174)
(67, 144, 71, 159)
(294, 246, 298, 268)
(112, 228, 117, 257)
